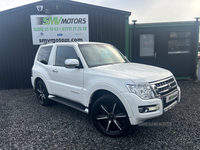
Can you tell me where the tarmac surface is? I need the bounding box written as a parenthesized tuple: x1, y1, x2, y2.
(0, 80, 200, 149)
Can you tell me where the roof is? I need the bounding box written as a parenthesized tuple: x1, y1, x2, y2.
(41, 42, 108, 46)
(129, 21, 197, 28)
(0, 0, 131, 16)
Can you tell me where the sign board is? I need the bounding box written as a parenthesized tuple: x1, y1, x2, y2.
(30, 14, 89, 45)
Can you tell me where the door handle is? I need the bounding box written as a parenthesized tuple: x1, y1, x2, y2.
(154, 52, 157, 58)
(52, 70, 58, 73)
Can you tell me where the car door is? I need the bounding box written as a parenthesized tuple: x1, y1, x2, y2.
(49, 45, 84, 102)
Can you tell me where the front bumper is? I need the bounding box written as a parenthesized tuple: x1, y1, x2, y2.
(122, 86, 181, 125)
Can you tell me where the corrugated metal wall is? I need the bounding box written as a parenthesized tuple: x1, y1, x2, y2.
(0, 0, 130, 89)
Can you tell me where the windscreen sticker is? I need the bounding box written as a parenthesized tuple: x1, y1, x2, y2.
(101, 50, 112, 59)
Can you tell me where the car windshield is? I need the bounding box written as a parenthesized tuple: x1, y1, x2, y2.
(79, 44, 128, 67)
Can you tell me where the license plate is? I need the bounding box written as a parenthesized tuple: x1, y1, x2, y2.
(164, 101, 177, 112)
(166, 91, 178, 103)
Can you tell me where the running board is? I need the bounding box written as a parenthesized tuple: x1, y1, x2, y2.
(48, 95, 89, 114)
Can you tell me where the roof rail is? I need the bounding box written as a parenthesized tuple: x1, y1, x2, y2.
(44, 41, 56, 44)
(43, 41, 75, 44)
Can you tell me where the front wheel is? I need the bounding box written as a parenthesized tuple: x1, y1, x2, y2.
(35, 81, 51, 106)
(91, 94, 131, 137)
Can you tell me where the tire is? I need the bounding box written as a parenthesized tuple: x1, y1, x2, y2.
(91, 94, 131, 137)
(35, 81, 51, 106)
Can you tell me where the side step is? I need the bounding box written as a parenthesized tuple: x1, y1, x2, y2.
(48, 95, 89, 114)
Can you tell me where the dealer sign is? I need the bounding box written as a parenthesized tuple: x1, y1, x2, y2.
(30, 14, 89, 45)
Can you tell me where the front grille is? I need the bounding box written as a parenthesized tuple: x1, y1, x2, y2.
(154, 77, 177, 96)
(150, 76, 178, 109)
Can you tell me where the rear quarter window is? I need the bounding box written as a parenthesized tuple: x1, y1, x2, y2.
(37, 46, 52, 65)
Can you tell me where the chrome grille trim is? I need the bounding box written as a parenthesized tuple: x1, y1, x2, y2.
(158, 85, 177, 94)
(161, 89, 178, 97)
(157, 80, 176, 89)
(150, 76, 177, 96)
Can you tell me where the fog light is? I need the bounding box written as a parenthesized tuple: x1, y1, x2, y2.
(138, 107, 146, 113)
(138, 105, 159, 113)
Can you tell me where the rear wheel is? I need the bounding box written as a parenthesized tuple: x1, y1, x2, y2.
(35, 81, 51, 106)
(91, 94, 131, 137)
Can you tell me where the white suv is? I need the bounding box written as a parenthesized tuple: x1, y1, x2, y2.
(31, 42, 181, 137)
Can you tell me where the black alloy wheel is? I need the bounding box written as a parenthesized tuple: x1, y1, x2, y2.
(92, 94, 131, 137)
(35, 81, 51, 106)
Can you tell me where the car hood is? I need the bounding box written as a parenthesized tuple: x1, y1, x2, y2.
(91, 63, 173, 83)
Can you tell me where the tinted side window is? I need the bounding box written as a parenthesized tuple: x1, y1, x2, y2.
(37, 46, 52, 64)
(55, 46, 78, 66)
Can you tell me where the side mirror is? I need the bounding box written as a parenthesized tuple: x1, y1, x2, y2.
(64, 59, 79, 68)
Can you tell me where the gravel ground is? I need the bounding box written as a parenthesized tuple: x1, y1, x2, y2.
(0, 81, 200, 149)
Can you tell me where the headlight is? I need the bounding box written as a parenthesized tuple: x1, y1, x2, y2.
(125, 83, 156, 100)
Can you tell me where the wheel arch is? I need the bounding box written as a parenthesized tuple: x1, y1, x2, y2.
(34, 77, 43, 87)
(89, 89, 115, 114)
(34, 77, 45, 89)
(33, 76, 52, 94)
(87, 84, 133, 118)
